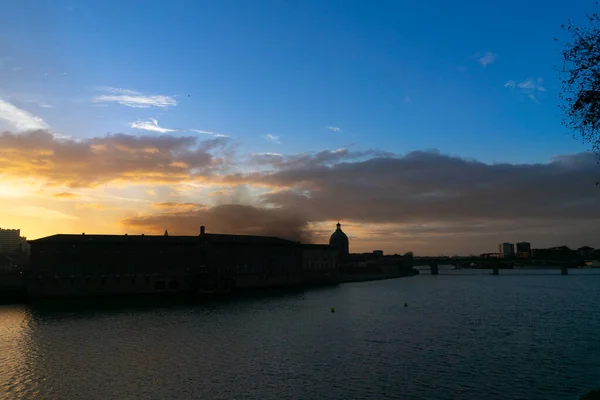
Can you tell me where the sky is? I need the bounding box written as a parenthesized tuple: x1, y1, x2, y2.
(0, 0, 599, 255)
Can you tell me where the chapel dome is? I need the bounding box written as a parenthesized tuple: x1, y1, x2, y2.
(329, 222, 349, 256)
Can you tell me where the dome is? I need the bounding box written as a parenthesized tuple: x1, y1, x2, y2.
(329, 222, 349, 256)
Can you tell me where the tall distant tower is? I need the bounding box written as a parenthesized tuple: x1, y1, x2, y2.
(498, 242, 515, 258)
(329, 222, 349, 257)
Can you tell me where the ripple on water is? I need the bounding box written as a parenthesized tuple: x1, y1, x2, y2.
(0, 272, 600, 399)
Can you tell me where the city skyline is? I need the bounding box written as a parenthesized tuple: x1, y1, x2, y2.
(1, 0, 600, 255)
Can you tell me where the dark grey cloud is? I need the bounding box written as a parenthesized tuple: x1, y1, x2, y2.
(249, 148, 395, 170)
(252, 150, 600, 223)
(122, 204, 313, 243)
(110, 143, 600, 254)
(224, 150, 600, 253)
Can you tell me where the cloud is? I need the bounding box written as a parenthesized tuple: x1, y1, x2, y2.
(130, 118, 179, 133)
(152, 202, 205, 210)
(0, 130, 230, 188)
(39, 104, 54, 109)
(0, 98, 49, 131)
(94, 86, 142, 95)
(221, 150, 600, 253)
(92, 87, 177, 108)
(325, 126, 341, 132)
(122, 203, 313, 243)
(129, 121, 230, 137)
(53, 192, 79, 199)
(505, 77, 546, 102)
(264, 134, 281, 144)
(476, 52, 497, 67)
(246, 148, 394, 170)
(190, 129, 229, 138)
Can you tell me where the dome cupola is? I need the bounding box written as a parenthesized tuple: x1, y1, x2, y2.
(329, 222, 349, 256)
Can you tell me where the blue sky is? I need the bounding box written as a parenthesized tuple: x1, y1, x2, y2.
(0, 0, 592, 163)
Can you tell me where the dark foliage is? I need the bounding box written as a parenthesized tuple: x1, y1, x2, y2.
(581, 389, 600, 400)
(559, 10, 600, 155)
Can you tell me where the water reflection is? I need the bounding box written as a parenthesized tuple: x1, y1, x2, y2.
(1, 271, 600, 399)
(0, 306, 39, 399)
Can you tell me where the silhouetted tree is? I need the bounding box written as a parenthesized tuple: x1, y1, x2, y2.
(559, 9, 600, 155)
(580, 389, 600, 400)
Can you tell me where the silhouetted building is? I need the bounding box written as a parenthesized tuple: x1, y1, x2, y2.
(498, 242, 515, 258)
(516, 242, 531, 258)
(27, 226, 338, 297)
(302, 244, 339, 284)
(329, 222, 349, 258)
(480, 253, 500, 258)
(532, 246, 576, 261)
(578, 246, 594, 257)
(0, 228, 20, 254)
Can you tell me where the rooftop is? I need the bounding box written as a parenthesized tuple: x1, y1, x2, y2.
(28, 233, 301, 246)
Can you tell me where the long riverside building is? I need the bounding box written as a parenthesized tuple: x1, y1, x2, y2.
(27, 226, 338, 297)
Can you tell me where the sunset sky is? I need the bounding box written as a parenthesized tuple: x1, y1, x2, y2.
(1, 0, 599, 255)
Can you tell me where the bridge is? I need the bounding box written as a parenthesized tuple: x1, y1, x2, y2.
(422, 261, 571, 275)
(413, 257, 585, 269)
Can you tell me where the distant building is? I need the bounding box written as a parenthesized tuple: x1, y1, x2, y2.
(27, 226, 338, 297)
(516, 242, 531, 258)
(532, 246, 575, 261)
(372, 250, 384, 257)
(329, 222, 349, 258)
(0, 228, 21, 254)
(578, 246, 594, 257)
(480, 253, 500, 258)
(498, 242, 515, 258)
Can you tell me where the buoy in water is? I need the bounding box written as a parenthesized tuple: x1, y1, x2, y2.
(331, 307, 335, 313)
(404, 303, 408, 307)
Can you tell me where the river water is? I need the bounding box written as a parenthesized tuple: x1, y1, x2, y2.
(1, 268, 599, 400)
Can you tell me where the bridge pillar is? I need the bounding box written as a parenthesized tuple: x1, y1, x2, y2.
(430, 262, 439, 275)
(561, 267, 568, 275)
(492, 268, 499, 275)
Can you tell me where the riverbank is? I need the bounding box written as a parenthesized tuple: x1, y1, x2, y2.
(0, 269, 419, 305)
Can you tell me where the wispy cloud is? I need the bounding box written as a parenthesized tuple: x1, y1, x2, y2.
(0, 98, 49, 131)
(130, 118, 180, 133)
(190, 129, 229, 138)
(471, 52, 497, 67)
(325, 126, 341, 132)
(504, 77, 546, 102)
(53, 192, 79, 199)
(129, 120, 230, 137)
(93, 86, 177, 108)
(264, 134, 281, 144)
(39, 104, 54, 108)
(95, 86, 142, 95)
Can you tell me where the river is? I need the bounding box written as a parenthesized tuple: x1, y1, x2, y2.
(1, 268, 599, 399)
